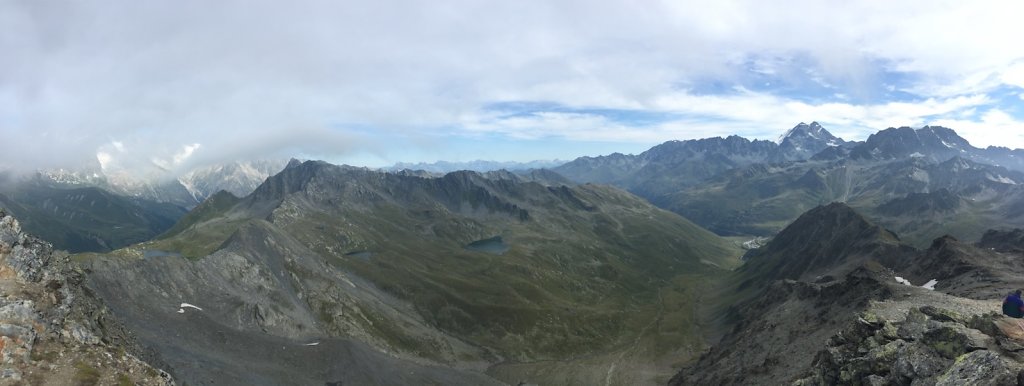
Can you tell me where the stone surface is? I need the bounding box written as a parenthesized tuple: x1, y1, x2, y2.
(935, 350, 1015, 386)
(795, 305, 1023, 386)
(0, 209, 174, 385)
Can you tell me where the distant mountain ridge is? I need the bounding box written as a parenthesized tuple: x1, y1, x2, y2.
(557, 122, 1024, 246)
(0, 179, 187, 252)
(30, 159, 288, 208)
(554, 122, 848, 198)
(0, 159, 288, 252)
(388, 159, 565, 173)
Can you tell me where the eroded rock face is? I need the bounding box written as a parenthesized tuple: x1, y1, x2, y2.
(796, 306, 1020, 386)
(0, 209, 173, 385)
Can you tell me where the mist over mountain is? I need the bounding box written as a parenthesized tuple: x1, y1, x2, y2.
(0, 160, 288, 252)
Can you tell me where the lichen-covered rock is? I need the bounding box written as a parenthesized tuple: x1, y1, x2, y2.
(2, 234, 54, 283)
(922, 325, 989, 359)
(0, 215, 23, 247)
(890, 342, 945, 381)
(796, 306, 1023, 386)
(0, 209, 174, 385)
(897, 307, 930, 341)
(935, 350, 1015, 386)
(66, 322, 101, 345)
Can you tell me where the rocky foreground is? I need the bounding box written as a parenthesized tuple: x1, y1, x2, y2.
(0, 209, 173, 385)
(672, 203, 1024, 386)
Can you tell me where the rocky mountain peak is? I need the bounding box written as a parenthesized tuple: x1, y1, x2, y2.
(249, 159, 333, 202)
(776, 122, 846, 161)
(740, 203, 911, 286)
(852, 125, 976, 162)
(285, 158, 304, 169)
(778, 121, 829, 142)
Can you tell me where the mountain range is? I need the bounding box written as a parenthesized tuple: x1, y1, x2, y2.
(557, 122, 1024, 247)
(81, 160, 742, 385)
(6, 121, 1024, 385)
(0, 159, 288, 253)
(389, 159, 566, 173)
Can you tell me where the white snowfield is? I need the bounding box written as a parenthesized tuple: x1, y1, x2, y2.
(894, 276, 939, 290)
(303, 342, 320, 346)
(177, 302, 204, 313)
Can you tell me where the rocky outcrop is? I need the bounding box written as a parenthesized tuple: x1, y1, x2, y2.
(738, 203, 914, 289)
(0, 209, 173, 385)
(673, 202, 1024, 386)
(795, 307, 1023, 385)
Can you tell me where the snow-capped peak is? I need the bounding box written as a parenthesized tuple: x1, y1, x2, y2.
(778, 122, 808, 144)
(777, 122, 830, 144)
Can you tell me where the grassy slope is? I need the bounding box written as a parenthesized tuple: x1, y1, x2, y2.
(262, 181, 741, 385)
(111, 167, 742, 384)
(76, 162, 744, 386)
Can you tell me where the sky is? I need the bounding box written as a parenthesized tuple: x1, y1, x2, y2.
(3, 0, 1024, 176)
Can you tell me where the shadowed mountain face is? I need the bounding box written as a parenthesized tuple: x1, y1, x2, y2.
(657, 152, 1024, 246)
(737, 203, 915, 290)
(0, 160, 289, 253)
(672, 203, 1024, 385)
(978, 228, 1024, 253)
(557, 124, 1024, 248)
(84, 160, 742, 385)
(0, 180, 186, 253)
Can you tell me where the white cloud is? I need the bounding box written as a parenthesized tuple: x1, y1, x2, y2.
(2, 0, 1023, 170)
(930, 109, 1024, 150)
(96, 152, 112, 170)
(1003, 62, 1024, 89)
(175, 144, 201, 165)
(460, 90, 993, 145)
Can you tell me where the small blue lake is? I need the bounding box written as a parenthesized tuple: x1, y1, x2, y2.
(143, 249, 182, 259)
(464, 236, 509, 255)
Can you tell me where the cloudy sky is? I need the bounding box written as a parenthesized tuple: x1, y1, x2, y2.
(3, 0, 1024, 175)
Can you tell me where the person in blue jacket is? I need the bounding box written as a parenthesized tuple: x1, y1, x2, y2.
(1003, 290, 1024, 318)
